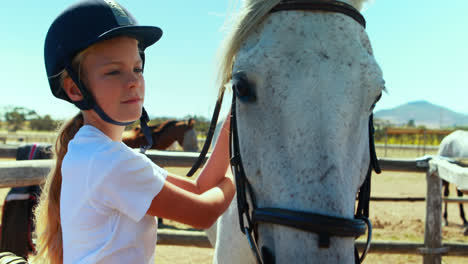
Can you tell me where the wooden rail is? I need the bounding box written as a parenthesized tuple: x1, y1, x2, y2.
(0, 155, 429, 188)
(369, 197, 468, 203)
(0, 133, 56, 144)
(0, 146, 437, 172)
(0, 147, 208, 164)
(378, 157, 430, 172)
(357, 241, 468, 256)
(157, 229, 211, 248)
(0, 160, 51, 188)
(385, 128, 454, 136)
(0, 149, 209, 188)
(0, 146, 17, 159)
(157, 229, 468, 256)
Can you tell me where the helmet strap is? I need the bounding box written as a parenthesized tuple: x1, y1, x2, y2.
(64, 61, 153, 151)
(64, 63, 94, 110)
(139, 107, 153, 153)
(140, 51, 146, 69)
(64, 62, 135, 126)
(92, 104, 135, 126)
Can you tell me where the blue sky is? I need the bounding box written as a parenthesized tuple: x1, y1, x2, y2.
(1, 0, 467, 120)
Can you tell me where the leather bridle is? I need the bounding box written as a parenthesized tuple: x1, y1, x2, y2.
(187, 1, 381, 263)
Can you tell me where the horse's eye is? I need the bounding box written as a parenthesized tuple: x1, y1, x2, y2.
(232, 71, 256, 103)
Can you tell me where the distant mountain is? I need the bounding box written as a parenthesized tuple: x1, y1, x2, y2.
(374, 100, 468, 128)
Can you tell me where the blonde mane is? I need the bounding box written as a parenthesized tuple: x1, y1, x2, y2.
(216, 0, 368, 96)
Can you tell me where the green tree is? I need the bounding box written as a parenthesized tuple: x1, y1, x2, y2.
(4, 107, 35, 131)
(407, 119, 415, 127)
(29, 115, 59, 131)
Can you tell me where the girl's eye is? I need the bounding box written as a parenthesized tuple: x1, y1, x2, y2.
(134, 67, 143, 74)
(106, 70, 120, 76)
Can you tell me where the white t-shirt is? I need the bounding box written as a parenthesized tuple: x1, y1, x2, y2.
(60, 125, 167, 264)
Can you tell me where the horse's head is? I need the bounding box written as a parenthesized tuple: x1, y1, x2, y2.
(187, 118, 195, 128)
(181, 119, 199, 152)
(218, 0, 384, 262)
(438, 130, 468, 158)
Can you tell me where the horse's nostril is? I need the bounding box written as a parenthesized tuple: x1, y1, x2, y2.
(261, 246, 275, 264)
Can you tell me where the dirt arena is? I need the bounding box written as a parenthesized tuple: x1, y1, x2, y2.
(1, 150, 468, 263)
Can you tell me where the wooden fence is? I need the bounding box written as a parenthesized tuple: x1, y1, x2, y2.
(385, 128, 455, 136)
(0, 147, 467, 262)
(0, 148, 209, 188)
(0, 133, 56, 144)
(379, 128, 454, 157)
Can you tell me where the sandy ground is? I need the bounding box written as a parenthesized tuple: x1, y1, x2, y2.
(1, 155, 468, 263)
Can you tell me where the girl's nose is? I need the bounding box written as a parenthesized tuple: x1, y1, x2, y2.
(127, 72, 142, 89)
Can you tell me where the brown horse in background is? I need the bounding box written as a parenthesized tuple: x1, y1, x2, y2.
(122, 118, 199, 152)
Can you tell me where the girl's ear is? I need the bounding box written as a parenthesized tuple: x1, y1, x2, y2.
(63, 77, 84, 101)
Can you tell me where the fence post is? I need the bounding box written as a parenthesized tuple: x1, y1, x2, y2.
(384, 129, 388, 157)
(423, 130, 427, 156)
(420, 165, 448, 264)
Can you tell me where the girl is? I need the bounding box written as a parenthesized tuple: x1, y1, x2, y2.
(33, 1, 235, 263)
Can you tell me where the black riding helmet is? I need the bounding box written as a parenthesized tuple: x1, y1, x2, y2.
(44, 0, 162, 151)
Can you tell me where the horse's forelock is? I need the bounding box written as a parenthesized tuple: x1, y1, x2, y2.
(217, 0, 281, 95)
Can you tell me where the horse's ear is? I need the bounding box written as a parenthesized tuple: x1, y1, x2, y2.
(188, 118, 195, 128)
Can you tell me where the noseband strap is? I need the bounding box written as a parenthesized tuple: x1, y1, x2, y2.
(252, 208, 367, 248)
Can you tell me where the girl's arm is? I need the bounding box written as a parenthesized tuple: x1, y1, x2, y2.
(164, 114, 231, 194)
(146, 113, 235, 228)
(147, 173, 234, 229)
(194, 114, 231, 193)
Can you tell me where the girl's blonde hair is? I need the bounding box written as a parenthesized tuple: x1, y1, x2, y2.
(33, 113, 83, 264)
(32, 47, 90, 264)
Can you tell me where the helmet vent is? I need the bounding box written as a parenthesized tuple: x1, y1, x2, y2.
(104, 0, 133, 26)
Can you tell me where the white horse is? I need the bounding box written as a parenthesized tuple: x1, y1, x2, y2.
(438, 130, 468, 158)
(437, 130, 468, 227)
(206, 0, 385, 263)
